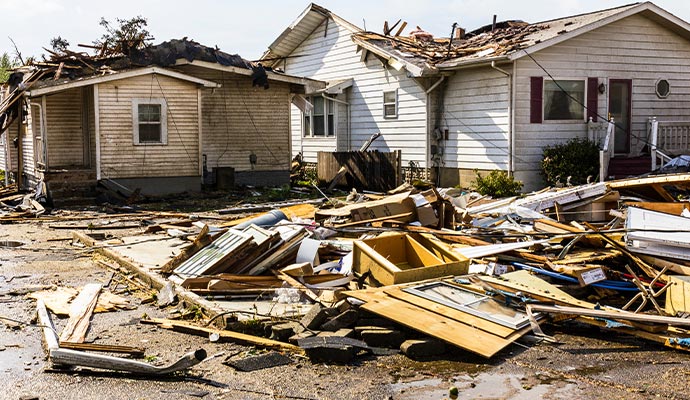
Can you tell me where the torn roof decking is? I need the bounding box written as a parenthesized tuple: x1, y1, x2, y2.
(24, 38, 325, 96)
(353, 2, 690, 74)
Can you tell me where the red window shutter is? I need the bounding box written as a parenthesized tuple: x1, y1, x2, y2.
(587, 77, 598, 122)
(530, 77, 543, 123)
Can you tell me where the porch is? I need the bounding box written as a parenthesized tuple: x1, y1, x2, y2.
(588, 117, 690, 180)
(29, 86, 98, 205)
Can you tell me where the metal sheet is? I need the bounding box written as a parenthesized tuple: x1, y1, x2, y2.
(174, 229, 252, 278)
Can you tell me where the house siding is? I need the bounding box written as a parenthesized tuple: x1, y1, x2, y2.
(514, 14, 690, 190)
(183, 69, 291, 175)
(443, 67, 511, 175)
(283, 17, 428, 166)
(97, 74, 200, 179)
(44, 89, 83, 168)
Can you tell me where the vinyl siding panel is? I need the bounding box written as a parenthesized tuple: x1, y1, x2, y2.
(98, 74, 200, 179)
(284, 17, 428, 166)
(514, 14, 690, 190)
(443, 67, 510, 170)
(185, 69, 291, 172)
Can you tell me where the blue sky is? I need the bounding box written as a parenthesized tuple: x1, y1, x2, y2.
(2, 0, 690, 62)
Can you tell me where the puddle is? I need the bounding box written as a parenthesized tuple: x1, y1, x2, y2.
(389, 371, 580, 399)
(0, 241, 24, 248)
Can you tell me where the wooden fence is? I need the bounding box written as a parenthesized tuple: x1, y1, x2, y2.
(317, 150, 402, 192)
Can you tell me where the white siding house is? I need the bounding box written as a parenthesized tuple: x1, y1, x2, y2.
(263, 4, 430, 170)
(265, 2, 690, 191)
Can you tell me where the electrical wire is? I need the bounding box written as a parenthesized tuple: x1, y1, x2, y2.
(153, 74, 197, 165)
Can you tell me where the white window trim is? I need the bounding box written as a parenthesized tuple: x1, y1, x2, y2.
(302, 95, 336, 138)
(132, 98, 168, 145)
(383, 89, 398, 119)
(542, 78, 586, 123)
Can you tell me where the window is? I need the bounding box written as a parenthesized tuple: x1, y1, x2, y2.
(132, 99, 167, 145)
(303, 96, 335, 137)
(656, 79, 670, 98)
(383, 90, 398, 118)
(403, 281, 533, 329)
(543, 80, 585, 121)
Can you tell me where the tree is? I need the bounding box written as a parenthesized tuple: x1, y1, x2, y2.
(0, 53, 19, 83)
(93, 16, 153, 56)
(49, 36, 70, 54)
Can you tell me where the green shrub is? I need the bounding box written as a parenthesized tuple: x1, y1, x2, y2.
(471, 169, 523, 198)
(541, 137, 599, 186)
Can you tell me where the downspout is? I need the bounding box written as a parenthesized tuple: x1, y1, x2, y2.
(491, 61, 514, 176)
(426, 75, 446, 185)
(321, 93, 350, 150)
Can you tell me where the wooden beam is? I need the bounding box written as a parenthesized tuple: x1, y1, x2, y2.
(59, 283, 102, 343)
(527, 304, 690, 327)
(142, 318, 304, 354)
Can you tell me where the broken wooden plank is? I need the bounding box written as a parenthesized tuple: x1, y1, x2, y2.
(59, 283, 102, 343)
(345, 289, 528, 358)
(527, 304, 690, 328)
(141, 318, 304, 354)
(58, 342, 146, 357)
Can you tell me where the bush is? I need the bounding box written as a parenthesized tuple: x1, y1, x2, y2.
(541, 137, 599, 186)
(471, 169, 523, 198)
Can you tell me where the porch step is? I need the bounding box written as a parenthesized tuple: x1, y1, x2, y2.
(607, 156, 652, 179)
(45, 170, 99, 208)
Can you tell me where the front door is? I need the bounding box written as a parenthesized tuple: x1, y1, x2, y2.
(608, 79, 632, 154)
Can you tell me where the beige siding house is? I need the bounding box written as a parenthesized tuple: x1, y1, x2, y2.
(1, 41, 323, 201)
(266, 2, 690, 191)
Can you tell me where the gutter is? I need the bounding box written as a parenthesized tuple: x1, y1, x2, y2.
(490, 61, 514, 176)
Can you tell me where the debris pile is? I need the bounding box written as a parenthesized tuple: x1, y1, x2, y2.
(51, 171, 690, 372)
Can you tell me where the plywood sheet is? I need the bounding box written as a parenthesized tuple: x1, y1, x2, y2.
(346, 289, 525, 358)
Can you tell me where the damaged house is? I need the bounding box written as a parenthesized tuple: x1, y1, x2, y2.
(262, 2, 690, 191)
(0, 39, 322, 203)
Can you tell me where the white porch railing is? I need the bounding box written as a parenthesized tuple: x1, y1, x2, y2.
(649, 117, 690, 170)
(587, 117, 615, 182)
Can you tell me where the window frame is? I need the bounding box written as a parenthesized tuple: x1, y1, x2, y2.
(132, 98, 168, 145)
(383, 89, 398, 119)
(302, 95, 336, 138)
(655, 79, 670, 99)
(542, 79, 586, 122)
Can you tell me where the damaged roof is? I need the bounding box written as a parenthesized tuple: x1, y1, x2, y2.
(27, 38, 323, 94)
(353, 2, 690, 75)
(261, 3, 362, 68)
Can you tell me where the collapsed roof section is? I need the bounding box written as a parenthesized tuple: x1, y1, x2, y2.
(352, 2, 690, 76)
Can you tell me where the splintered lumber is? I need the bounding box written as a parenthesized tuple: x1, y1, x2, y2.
(344, 288, 528, 358)
(526, 304, 690, 328)
(142, 318, 304, 354)
(58, 342, 146, 357)
(36, 300, 59, 351)
(59, 284, 102, 343)
(160, 225, 212, 274)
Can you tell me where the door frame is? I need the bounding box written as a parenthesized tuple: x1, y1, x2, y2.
(608, 78, 633, 155)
